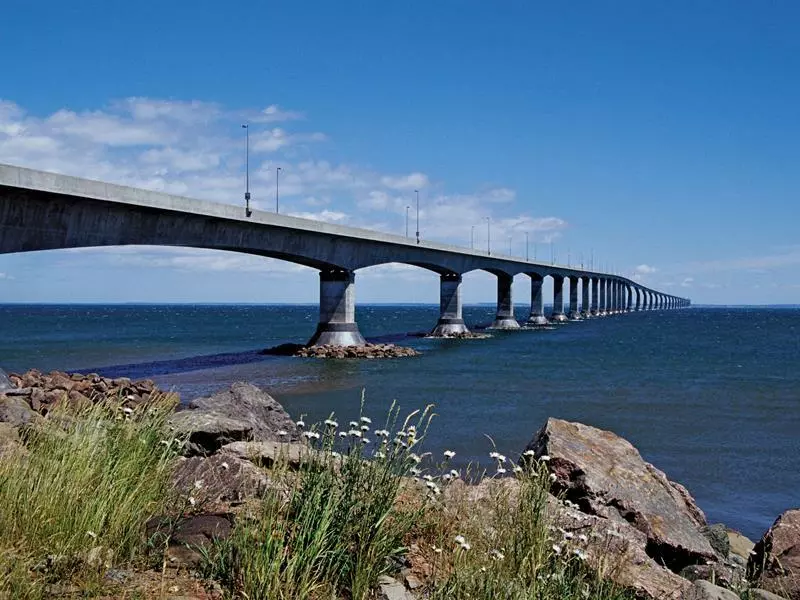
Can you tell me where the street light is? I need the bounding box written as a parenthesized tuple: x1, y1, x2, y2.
(405, 205, 410, 238)
(470, 225, 475, 249)
(485, 217, 491, 255)
(525, 232, 529, 261)
(242, 124, 252, 217)
(415, 189, 420, 244)
(275, 166, 282, 213)
(508, 235, 513, 256)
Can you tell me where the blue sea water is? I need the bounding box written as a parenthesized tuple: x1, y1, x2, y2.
(1, 304, 798, 541)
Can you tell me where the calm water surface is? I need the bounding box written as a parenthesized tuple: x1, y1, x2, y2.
(1, 304, 798, 540)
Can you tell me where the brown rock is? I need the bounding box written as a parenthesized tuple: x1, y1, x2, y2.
(728, 529, 755, 561)
(0, 395, 38, 426)
(147, 513, 233, 569)
(748, 509, 800, 599)
(0, 422, 21, 455)
(219, 441, 312, 470)
(525, 418, 717, 572)
(172, 454, 270, 505)
(681, 580, 739, 600)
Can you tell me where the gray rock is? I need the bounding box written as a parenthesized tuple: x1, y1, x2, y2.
(0, 395, 38, 427)
(169, 410, 253, 456)
(525, 418, 718, 572)
(187, 382, 302, 444)
(705, 523, 731, 558)
(377, 575, 415, 600)
(0, 422, 20, 455)
(750, 589, 790, 600)
(220, 441, 311, 469)
(172, 454, 270, 504)
(146, 513, 233, 569)
(729, 529, 755, 561)
(748, 509, 800, 600)
(0, 368, 13, 393)
(682, 580, 739, 600)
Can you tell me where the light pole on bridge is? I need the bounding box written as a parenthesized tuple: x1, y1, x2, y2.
(525, 232, 529, 261)
(470, 225, 475, 249)
(415, 189, 420, 245)
(241, 124, 252, 218)
(405, 205, 410, 238)
(485, 217, 491, 256)
(276, 166, 282, 213)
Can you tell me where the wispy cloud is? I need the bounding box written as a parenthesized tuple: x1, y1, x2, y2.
(0, 96, 569, 273)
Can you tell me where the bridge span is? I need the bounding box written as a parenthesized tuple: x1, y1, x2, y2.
(0, 164, 689, 350)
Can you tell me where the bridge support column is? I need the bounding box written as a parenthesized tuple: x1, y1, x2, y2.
(308, 268, 366, 347)
(590, 277, 599, 316)
(527, 273, 548, 325)
(598, 278, 606, 316)
(568, 276, 581, 320)
(430, 273, 469, 336)
(580, 276, 591, 318)
(491, 273, 520, 329)
(635, 287, 642, 311)
(551, 275, 568, 322)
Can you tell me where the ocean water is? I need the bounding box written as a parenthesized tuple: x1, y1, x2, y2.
(1, 304, 798, 541)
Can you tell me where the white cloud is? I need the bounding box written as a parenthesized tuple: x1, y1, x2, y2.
(380, 172, 429, 190)
(0, 272, 12, 280)
(0, 96, 570, 274)
(253, 104, 304, 123)
(681, 277, 694, 287)
(631, 264, 657, 280)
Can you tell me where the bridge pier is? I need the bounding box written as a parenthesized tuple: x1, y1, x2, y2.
(551, 275, 568, 322)
(527, 273, 549, 325)
(430, 273, 470, 336)
(590, 277, 600, 316)
(568, 275, 581, 320)
(308, 268, 366, 347)
(635, 287, 642, 311)
(580, 276, 591, 318)
(491, 273, 520, 329)
(597, 278, 606, 316)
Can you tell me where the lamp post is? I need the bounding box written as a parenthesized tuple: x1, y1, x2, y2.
(415, 189, 420, 244)
(242, 124, 252, 217)
(525, 232, 529, 261)
(485, 217, 491, 255)
(551, 242, 555, 265)
(509, 235, 513, 256)
(405, 205, 410, 238)
(275, 166, 282, 213)
(470, 225, 475, 249)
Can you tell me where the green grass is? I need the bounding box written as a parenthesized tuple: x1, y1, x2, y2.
(0, 395, 181, 597)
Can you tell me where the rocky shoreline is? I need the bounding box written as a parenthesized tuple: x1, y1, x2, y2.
(1, 371, 798, 599)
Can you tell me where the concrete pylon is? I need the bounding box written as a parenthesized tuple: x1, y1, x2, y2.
(590, 277, 599, 316)
(430, 272, 469, 336)
(568, 275, 581, 320)
(491, 273, 520, 329)
(308, 268, 366, 347)
(551, 275, 568, 322)
(598, 278, 606, 316)
(580, 276, 591, 318)
(527, 273, 549, 325)
(635, 287, 642, 311)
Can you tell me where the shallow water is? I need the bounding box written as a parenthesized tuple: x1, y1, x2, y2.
(1, 304, 798, 540)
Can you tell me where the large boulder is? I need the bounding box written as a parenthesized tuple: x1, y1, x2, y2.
(0, 395, 38, 427)
(0, 368, 13, 393)
(172, 382, 302, 456)
(551, 494, 692, 599)
(172, 454, 271, 506)
(748, 509, 800, 599)
(524, 418, 718, 572)
(681, 580, 739, 600)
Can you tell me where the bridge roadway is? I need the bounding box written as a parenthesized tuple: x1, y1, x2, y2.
(0, 163, 689, 350)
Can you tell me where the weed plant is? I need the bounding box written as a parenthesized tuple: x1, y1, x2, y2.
(0, 395, 181, 597)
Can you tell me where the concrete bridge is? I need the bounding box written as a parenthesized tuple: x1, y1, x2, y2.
(0, 164, 689, 350)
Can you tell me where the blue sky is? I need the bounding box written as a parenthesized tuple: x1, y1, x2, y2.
(1, 0, 799, 305)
